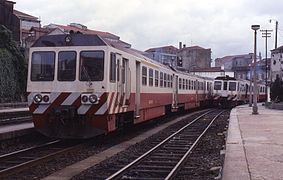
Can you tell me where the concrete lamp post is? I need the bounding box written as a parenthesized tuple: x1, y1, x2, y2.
(251, 25, 260, 115)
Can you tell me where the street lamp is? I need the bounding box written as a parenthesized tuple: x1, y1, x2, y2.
(251, 25, 260, 115)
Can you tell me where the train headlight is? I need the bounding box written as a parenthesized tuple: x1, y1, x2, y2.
(34, 94, 42, 103)
(89, 94, 98, 104)
(43, 95, 50, 103)
(81, 95, 88, 103)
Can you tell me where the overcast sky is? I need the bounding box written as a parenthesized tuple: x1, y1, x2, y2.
(14, 0, 283, 60)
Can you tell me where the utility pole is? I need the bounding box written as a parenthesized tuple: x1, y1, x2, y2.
(275, 21, 278, 49)
(260, 29, 272, 102)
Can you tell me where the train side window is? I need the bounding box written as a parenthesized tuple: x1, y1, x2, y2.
(186, 79, 188, 90)
(31, 51, 55, 81)
(179, 78, 182, 89)
(110, 53, 116, 82)
(80, 51, 104, 81)
(160, 72, 163, 87)
(223, 81, 228, 90)
(58, 51, 76, 81)
(183, 79, 185, 89)
(167, 74, 170, 88)
(164, 73, 167, 88)
(170, 75, 173, 88)
(149, 68, 153, 86)
(155, 70, 159, 87)
(142, 66, 147, 86)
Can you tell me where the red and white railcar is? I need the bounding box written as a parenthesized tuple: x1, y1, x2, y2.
(27, 34, 211, 139)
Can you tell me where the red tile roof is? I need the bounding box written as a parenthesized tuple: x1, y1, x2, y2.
(51, 24, 119, 40)
(145, 45, 178, 52)
(13, 9, 39, 21)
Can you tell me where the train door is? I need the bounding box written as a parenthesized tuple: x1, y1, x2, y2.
(195, 80, 198, 106)
(172, 74, 178, 109)
(116, 54, 123, 105)
(222, 80, 228, 97)
(135, 61, 141, 118)
(121, 58, 131, 106)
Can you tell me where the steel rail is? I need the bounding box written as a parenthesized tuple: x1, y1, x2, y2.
(106, 109, 216, 180)
(165, 110, 226, 179)
(0, 140, 83, 178)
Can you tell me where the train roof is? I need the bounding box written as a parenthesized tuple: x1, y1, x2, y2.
(215, 76, 236, 81)
(32, 34, 107, 47)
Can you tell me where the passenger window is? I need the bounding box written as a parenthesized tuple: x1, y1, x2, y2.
(179, 78, 182, 89)
(164, 73, 167, 88)
(160, 72, 163, 87)
(149, 68, 153, 86)
(155, 70, 159, 87)
(31, 51, 55, 81)
(80, 51, 104, 81)
(142, 66, 147, 86)
(58, 51, 76, 81)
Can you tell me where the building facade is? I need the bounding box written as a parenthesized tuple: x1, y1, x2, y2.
(13, 9, 41, 48)
(271, 46, 283, 81)
(215, 53, 270, 83)
(177, 45, 211, 72)
(145, 46, 178, 67)
(0, 0, 20, 42)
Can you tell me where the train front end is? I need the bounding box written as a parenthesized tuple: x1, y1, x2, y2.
(27, 34, 114, 139)
(213, 76, 238, 108)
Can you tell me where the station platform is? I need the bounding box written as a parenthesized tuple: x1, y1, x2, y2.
(0, 107, 33, 141)
(223, 104, 283, 180)
(0, 122, 34, 141)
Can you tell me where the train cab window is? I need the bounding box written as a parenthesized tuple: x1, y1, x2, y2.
(149, 68, 153, 86)
(214, 81, 222, 90)
(142, 66, 147, 86)
(160, 72, 163, 87)
(229, 82, 237, 91)
(58, 51, 76, 81)
(110, 53, 116, 82)
(80, 51, 104, 81)
(31, 51, 55, 81)
(155, 70, 159, 87)
(223, 81, 228, 90)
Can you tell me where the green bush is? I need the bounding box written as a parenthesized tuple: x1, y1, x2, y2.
(0, 25, 27, 102)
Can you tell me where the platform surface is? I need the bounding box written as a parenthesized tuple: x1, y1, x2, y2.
(223, 104, 283, 180)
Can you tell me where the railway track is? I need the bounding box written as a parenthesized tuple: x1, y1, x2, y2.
(106, 109, 226, 180)
(0, 139, 84, 178)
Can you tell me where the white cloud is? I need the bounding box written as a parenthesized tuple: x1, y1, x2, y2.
(14, 0, 283, 59)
